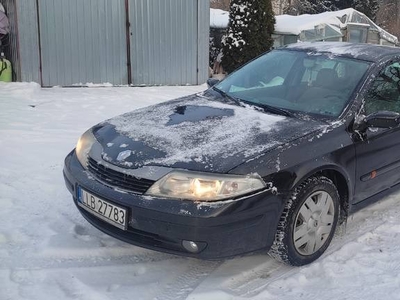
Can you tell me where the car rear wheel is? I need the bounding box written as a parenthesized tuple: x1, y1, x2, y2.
(269, 176, 339, 266)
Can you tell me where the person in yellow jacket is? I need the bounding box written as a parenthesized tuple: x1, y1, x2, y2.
(0, 6, 12, 82)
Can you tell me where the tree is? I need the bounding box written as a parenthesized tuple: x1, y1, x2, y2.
(210, 0, 231, 11)
(298, 0, 335, 14)
(334, 0, 379, 21)
(353, 0, 379, 21)
(285, 0, 335, 15)
(376, 0, 400, 40)
(221, 0, 275, 73)
(286, 0, 379, 21)
(332, 0, 353, 10)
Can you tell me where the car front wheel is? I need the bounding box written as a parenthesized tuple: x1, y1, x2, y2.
(269, 176, 340, 266)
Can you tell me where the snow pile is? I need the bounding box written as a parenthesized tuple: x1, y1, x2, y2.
(275, 8, 398, 44)
(214, 7, 398, 44)
(210, 8, 229, 28)
(274, 8, 350, 35)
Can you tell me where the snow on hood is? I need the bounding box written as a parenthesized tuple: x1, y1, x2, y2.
(98, 95, 324, 173)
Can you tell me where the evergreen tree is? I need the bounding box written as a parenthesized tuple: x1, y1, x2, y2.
(285, 0, 335, 15)
(332, 0, 353, 10)
(299, 0, 335, 14)
(287, 0, 379, 21)
(221, 0, 275, 73)
(353, 0, 379, 21)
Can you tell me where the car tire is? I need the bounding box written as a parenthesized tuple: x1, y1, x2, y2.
(269, 176, 340, 266)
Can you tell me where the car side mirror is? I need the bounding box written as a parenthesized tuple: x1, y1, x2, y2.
(207, 78, 220, 88)
(364, 111, 400, 129)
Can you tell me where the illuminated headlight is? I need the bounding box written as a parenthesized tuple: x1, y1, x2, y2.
(145, 171, 266, 201)
(75, 129, 96, 169)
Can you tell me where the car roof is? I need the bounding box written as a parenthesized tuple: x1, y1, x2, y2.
(282, 42, 400, 62)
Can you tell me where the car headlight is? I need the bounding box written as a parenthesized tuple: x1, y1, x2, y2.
(75, 129, 96, 169)
(145, 171, 266, 201)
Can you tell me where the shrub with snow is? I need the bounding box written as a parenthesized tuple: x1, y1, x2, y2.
(221, 0, 275, 74)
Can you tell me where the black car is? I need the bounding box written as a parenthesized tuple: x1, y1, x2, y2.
(63, 42, 400, 266)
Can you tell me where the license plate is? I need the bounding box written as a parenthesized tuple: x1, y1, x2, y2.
(77, 187, 127, 230)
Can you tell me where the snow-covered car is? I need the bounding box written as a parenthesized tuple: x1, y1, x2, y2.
(63, 42, 400, 266)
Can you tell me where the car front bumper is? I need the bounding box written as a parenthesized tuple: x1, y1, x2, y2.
(63, 150, 284, 259)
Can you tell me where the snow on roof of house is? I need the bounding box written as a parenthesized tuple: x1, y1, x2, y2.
(210, 8, 229, 29)
(210, 8, 398, 44)
(275, 8, 398, 44)
(275, 9, 351, 35)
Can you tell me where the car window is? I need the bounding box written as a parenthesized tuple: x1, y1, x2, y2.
(301, 59, 338, 85)
(216, 50, 370, 118)
(364, 62, 400, 114)
(228, 52, 297, 92)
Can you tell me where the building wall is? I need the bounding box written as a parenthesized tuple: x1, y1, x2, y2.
(130, 0, 195, 85)
(17, 0, 41, 83)
(1, 0, 19, 81)
(197, 0, 210, 84)
(38, 0, 128, 86)
(129, 0, 209, 85)
(5, 0, 209, 86)
(2, 0, 41, 82)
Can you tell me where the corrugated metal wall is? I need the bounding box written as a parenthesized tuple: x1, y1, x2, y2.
(1, 0, 19, 81)
(38, 0, 128, 86)
(2, 0, 41, 82)
(4, 0, 209, 86)
(17, 0, 41, 83)
(129, 0, 198, 85)
(197, 0, 210, 85)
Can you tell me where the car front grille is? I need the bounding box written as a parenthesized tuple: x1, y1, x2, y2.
(87, 157, 155, 194)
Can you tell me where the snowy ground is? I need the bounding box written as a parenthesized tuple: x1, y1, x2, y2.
(1, 82, 400, 300)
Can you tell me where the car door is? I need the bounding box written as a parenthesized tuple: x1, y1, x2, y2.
(353, 59, 400, 203)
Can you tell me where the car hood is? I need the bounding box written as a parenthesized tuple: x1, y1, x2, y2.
(94, 94, 326, 173)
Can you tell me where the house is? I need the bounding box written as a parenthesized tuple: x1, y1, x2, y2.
(210, 7, 398, 49)
(273, 8, 398, 47)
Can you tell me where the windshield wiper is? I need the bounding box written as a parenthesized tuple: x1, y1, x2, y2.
(212, 86, 243, 106)
(212, 87, 293, 117)
(252, 103, 294, 118)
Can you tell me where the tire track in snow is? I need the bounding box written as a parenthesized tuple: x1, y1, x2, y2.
(1, 249, 180, 272)
(187, 192, 400, 299)
(218, 258, 292, 298)
(153, 259, 223, 300)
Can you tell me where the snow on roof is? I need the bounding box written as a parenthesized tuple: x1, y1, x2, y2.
(275, 8, 398, 44)
(275, 9, 351, 35)
(210, 8, 229, 29)
(210, 8, 398, 44)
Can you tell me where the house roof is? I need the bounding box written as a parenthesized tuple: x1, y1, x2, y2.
(210, 8, 398, 44)
(275, 8, 398, 44)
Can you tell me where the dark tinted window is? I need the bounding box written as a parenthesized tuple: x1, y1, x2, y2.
(365, 62, 400, 114)
(216, 50, 370, 118)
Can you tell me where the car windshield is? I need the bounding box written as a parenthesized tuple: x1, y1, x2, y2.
(215, 49, 371, 118)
